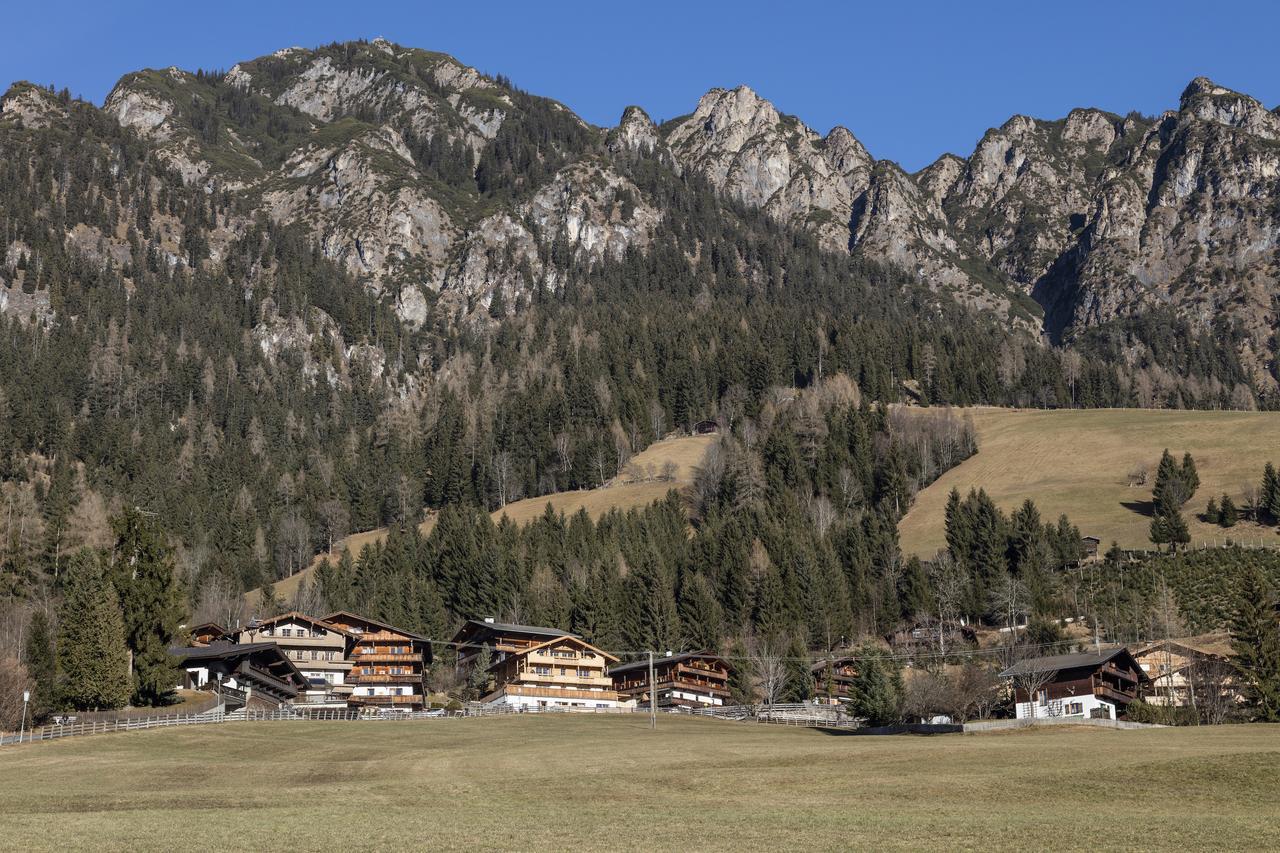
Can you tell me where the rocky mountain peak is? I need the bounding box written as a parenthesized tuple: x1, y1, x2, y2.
(1178, 76, 1280, 140)
(608, 105, 661, 155)
(0, 82, 66, 129)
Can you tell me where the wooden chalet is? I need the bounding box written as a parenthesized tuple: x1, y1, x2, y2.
(484, 634, 620, 709)
(610, 651, 732, 708)
(811, 656, 859, 704)
(1080, 536, 1102, 559)
(692, 419, 719, 435)
(322, 611, 429, 711)
(186, 622, 228, 646)
(1131, 633, 1237, 707)
(999, 647, 1150, 720)
(171, 642, 307, 710)
(236, 612, 355, 709)
(451, 619, 620, 709)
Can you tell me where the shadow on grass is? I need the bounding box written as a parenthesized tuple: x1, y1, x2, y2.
(1120, 499, 1155, 518)
(813, 724, 963, 736)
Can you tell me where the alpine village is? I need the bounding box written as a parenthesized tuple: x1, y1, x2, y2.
(2, 40, 1280, 749)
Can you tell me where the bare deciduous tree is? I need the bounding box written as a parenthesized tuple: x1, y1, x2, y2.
(748, 637, 789, 709)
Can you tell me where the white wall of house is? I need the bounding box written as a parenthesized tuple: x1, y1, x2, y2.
(488, 692, 620, 710)
(1015, 694, 1114, 720)
(351, 685, 417, 697)
(669, 689, 723, 706)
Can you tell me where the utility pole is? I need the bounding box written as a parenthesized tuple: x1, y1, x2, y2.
(19, 690, 29, 743)
(647, 651, 656, 730)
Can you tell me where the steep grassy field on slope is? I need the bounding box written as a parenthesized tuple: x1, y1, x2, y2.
(243, 434, 715, 612)
(1, 716, 1276, 851)
(491, 433, 714, 524)
(898, 408, 1280, 557)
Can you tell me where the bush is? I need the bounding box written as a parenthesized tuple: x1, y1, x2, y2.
(1125, 700, 1197, 725)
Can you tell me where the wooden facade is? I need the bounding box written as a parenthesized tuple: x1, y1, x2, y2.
(485, 635, 620, 708)
(171, 642, 307, 710)
(1000, 648, 1150, 719)
(237, 612, 355, 708)
(1131, 634, 1235, 707)
(610, 652, 732, 708)
(323, 611, 429, 710)
(811, 656, 859, 703)
(451, 620, 621, 709)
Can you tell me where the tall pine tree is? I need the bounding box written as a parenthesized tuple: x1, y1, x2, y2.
(58, 552, 131, 711)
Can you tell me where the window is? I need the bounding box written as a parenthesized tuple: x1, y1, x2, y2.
(577, 669, 591, 678)
(1065, 702, 1083, 716)
(281, 628, 292, 637)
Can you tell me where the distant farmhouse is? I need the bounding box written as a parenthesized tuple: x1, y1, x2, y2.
(1000, 648, 1149, 720)
(451, 619, 621, 709)
(611, 652, 732, 709)
(171, 609, 430, 713)
(1130, 634, 1238, 708)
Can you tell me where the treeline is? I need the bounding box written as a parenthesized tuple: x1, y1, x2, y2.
(303, 399, 971, 698)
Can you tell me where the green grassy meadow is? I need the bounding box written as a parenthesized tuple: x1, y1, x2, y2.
(1, 715, 1277, 851)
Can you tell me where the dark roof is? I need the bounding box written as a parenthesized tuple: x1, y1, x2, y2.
(322, 610, 427, 642)
(451, 619, 578, 643)
(246, 611, 355, 636)
(187, 621, 226, 635)
(809, 655, 859, 674)
(998, 647, 1149, 680)
(609, 651, 726, 676)
(169, 641, 308, 690)
(170, 640, 284, 661)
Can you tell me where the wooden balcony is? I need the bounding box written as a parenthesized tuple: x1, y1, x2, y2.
(349, 673, 420, 684)
(352, 652, 422, 664)
(516, 668, 611, 688)
(1093, 683, 1135, 703)
(354, 694, 421, 706)
(500, 684, 619, 702)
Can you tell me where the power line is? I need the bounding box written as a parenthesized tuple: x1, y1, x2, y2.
(419, 630, 1155, 666)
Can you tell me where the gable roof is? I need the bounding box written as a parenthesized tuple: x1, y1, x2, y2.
(321, 610, 427, 642)
(1132, 633, 1234, 660)
(506, 634, 619, 663)
(609, 651, 727, 676)
(169, 641, 307, 689)
(998, 647, 1149, 681)
(246, 611, 354, 637)
(451, 619, 578, 644)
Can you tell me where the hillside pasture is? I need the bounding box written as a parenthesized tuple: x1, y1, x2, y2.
(244, 434, 715, 610)
(0, 715, 1276, 851)
(898, 407, 1280, 557)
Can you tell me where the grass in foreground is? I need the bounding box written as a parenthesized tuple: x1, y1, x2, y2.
(899, 407, 1280, 556)
(1, 715, 1277, 851)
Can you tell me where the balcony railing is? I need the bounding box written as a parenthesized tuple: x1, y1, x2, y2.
(353, 694, 420, 705)
(350, 673, 421, 684)
(352, 653, 422, 664)
(499, 684, 619, 702)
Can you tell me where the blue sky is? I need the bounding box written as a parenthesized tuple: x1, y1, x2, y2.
(3, 0, 1277, 171)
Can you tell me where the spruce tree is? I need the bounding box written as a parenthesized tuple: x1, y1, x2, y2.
(1219, 494, 1238, 528)
(1264, 462, 1280, 524)
(1180, 452, 1200, 503)
(1229, 566, 1280, 721)
(58, 552, 131, 711)
(23, 610, 57, 721)
(849, 647, 902, 727)
(109, 510, 183, 706)
(1203, 497, 1220, 525)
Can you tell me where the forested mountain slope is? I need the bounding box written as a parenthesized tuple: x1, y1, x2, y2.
(0, 38, 1275, 614)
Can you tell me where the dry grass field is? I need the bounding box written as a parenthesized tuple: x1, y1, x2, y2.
(0, 715, 1276, 851)
(898, 407, 1280, 557)
(244, 434, 715, 610)
(492, 433, 714, 525)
